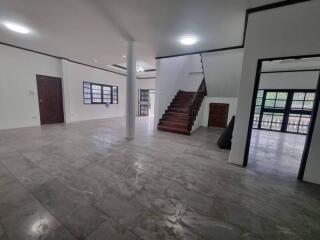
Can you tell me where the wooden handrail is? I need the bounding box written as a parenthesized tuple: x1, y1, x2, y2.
(189, 78, 207, 129)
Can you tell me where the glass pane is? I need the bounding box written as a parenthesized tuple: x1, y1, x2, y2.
(84, 99, 91, 104)
(265, 100, 275, 108)
(92, 99, 101, 103)
(271, 123, 282, 131)
(293, 92, 305, 100)
(84, 88, 91, 93)
(272, 113, 283, 123)
(262, 113, 273, 122)
(253, 121, 258, 129)
(254, 113, 260, 121)
(277, 92, 288, 100)
(287, 124, 298, 133)
(303, 101, 314, 110)
(300, 115, 310, 126)
(261, 121, 271, 129)
(255, 106, 261, 114)
(84, 93, 91, 98)
(305, 93, 315, 101)
(275, 100, 286, 108)
(256, 98, 262, 106)
(257, 90, 264, 98)
(288, 114, 300, 125)
(298, 125, 308, 134)
(291, 101, 303, 109)
(266, 92, 276, 99)
(83, 82, 91, 88)
(92, 84, 101, 90)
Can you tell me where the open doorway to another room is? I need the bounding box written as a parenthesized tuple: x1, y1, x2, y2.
(246, 57, 320, 180)
(138, 89, 155, 117)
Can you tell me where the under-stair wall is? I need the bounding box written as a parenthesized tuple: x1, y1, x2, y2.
(155, 54, 203, 126)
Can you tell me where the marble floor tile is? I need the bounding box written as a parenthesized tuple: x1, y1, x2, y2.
(86, 218, 141, 240)
(0, 117, 319, 240)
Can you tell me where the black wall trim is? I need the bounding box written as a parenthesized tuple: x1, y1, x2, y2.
(261, 69, 320, 74)
(0, 41, 157, 79)
(246, 0, 310, 14)
(156, 45, 243, 59)
(298, 72, 320, 180)
(243, 53, 320, 181)
(112, 64, 156, 72)
(0, 41, 61, 59)
(156, 0, 311, 60)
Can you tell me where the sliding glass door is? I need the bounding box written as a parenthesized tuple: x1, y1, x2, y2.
(253, 89, 315, 134)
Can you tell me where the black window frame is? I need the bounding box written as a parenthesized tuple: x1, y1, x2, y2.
(253, 89, 316, 135)
(83, 82, 119, 105)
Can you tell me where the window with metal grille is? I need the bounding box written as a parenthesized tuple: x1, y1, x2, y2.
(83, 82, 119, 104)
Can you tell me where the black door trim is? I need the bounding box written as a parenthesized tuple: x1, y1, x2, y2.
(243, 54, 320, 181)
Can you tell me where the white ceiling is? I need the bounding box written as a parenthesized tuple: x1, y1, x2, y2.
(0, 0, 281, 70)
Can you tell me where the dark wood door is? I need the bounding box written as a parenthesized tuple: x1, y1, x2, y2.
(36, 75, 64, 125)
(208, 103, 229, 128)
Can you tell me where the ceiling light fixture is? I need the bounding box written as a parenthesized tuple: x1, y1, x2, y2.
(3, 21, 31, 34)
(136, 67, 145, 72)
(180, 36, 198, 46)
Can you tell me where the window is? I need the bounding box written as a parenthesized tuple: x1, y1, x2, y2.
(112, 86, 118, 104)
(253, 89, 315, 135)
(253, 90, 264, 129)
(83, 82, 118, 104)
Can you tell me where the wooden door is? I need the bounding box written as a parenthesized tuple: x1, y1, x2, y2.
(36, 75, 64, 124)
(208, 103, 229, 128)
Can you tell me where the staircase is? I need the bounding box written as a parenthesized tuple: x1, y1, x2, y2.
(157, 79, 207, 135)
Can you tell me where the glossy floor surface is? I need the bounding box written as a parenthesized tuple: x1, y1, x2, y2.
(0, 117, 319, 240)
(249, 129, 306, 179)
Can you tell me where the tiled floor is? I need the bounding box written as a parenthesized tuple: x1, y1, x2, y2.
(0, 117, 319, 240)
(249, 129, 306, 179)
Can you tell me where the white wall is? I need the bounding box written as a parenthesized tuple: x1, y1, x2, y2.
(62, 60, 126, 122)
(201, 97, 238, 127)
(1, 44, 157, 129)
(228, 1, 320, 184)
(202, 49, 244, 97)
(259, 71, 319, 90)
(0, 45, 62, 129)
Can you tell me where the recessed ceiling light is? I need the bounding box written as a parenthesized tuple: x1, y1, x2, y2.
(3, 21, 31, 34)
(180, 36, 198, 46)
(136, 67, 145, 72)
(123, 55, 126, 58)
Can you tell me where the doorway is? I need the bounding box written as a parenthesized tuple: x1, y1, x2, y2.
(36, 75, 64, 124)
(244, 56, 320, 180)
(208, 103, 229, 128)
(138, 89, 155, 117)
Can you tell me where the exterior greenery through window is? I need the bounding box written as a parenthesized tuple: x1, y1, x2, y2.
(83, 82, 118, 104)
(253, 89, 315, 134)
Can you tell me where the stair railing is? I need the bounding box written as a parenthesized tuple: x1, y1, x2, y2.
(189, 78, 207, 129)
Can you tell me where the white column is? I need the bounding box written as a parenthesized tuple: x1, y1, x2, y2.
(126, 41, 136, 139)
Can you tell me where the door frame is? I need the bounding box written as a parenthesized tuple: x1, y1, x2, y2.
(36, 74, 65, 125)
(138, 89, 155, 116)
(243, 54, 320, 181)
